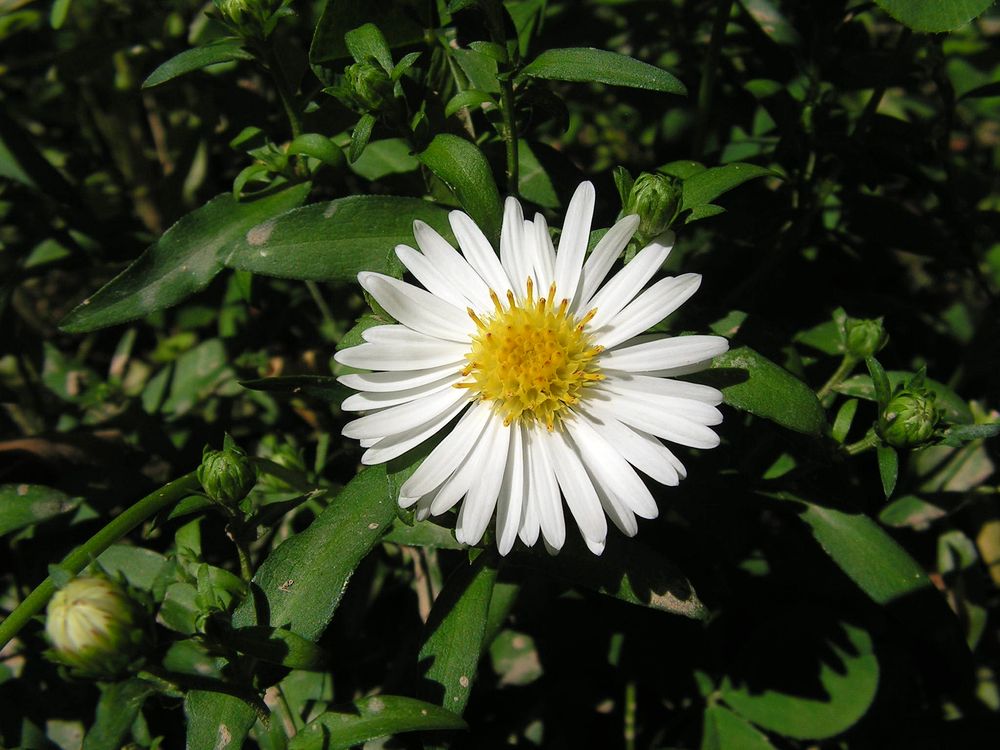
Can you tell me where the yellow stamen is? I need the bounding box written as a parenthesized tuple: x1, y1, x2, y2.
(458, 285, 603, 429)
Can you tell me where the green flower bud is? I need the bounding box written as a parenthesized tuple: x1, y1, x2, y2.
(198, 435, 257, 507)
(343, 60, 394, 114)
(879, 389, 939, 448)
(623, 172, 682, 243)
(214, 0, 251, 25)
(844, 317, 888, 359)
(45, 577, 149, 678)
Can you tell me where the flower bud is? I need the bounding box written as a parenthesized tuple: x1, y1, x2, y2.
(879, 389, 939, 448)
(198, 435, 257, 508)
(343, 60, 394, 114)
(46, 577, 148, 678)
(623, 172, 682, 243)
(214, 0, 251, 25)
(844, 317, 887, 359)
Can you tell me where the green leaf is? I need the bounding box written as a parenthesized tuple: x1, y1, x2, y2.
(680, 163, 772, 212)
(705, 346, 827, 436)
(865, 356, 891, 410)
(879, 494, 948, 529)
(382, 520, 465, 549)
(719, 621, 879, 740)
(451, 48, 501, 94)
(877, 445, 899, 498)
(50, 0, 72, 29)
(418, 551, 498, 714)
(186, 467, 400, 749)
(349, 138, 419, 181)
(349, 113, 376, 163)
(444, 89, 496, 118)
(223, 195, 454, 282)
(417, 134, 503, 247)
(142, 39, 253, 89)
(311, 0, 429, 64)
(228, 626, 330, 670)
(241, 375, 349, 404)
(287, 133, 344, 168)
(96, 545, 168, 591)
(289, 695, 467, 750)
(83, 678, 157, 750)
(739, 0, 801, 46)
(510, 533, 708, 620)
(836, 371, 973, 424)
(0, 484, 80, 537)
(939, 423, 1000, 447)
(872, 0, 994, 32)
(701, 704, 777, 750)
(831, 398, 859, 443)
(344, 23, 393, 70)
(519, 48, 687, 95)
(60, 183, 310, 333)
(518, 141, 560, 209)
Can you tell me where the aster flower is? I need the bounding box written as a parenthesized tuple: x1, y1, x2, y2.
(335, 182, 729, 555)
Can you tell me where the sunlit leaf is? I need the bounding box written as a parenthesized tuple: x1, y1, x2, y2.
(520, 48, 686, 95)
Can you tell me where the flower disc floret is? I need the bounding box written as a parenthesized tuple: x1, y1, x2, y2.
(461, 281, 602, 430)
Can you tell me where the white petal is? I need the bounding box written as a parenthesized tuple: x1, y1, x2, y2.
(361, 397, 469, 464)
(400, 402, 493, 498)
(496, 424, 526, 555)
(449, 211, 511, 295)
(359, 272, 474, 343)
(500, 197, 532, 298)
(577, 214, 640, 307)
(598, 335, 730, 373)
(456, 420, 510, 545)
(585, 236, 672, 330)
(339, 363, 462, 393)
(429, 412, 501, 515)
(594, 385, 723, 426)
(334, 342, 467, 371)
(412, 220, 493, 310)
(531, 213, 556, 290)
(362, 324, 441, 344)
(394, 245, 469, 308)
(517, 476, 541, 547)
(566, 417, 657, 522)
(554, 181, 595, 304)
(592, 390, 720, 449)
(594, 274, 701, 349)
(525, 427, 565, 551)
(580, 404, 683, 485)
(342, 386, 469, 440)
(602, 371, 723, 404)
(544, 428, 607, 546)
(342, 373, 461, 411)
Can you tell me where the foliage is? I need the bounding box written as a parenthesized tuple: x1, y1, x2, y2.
(1, 0, 999, 748)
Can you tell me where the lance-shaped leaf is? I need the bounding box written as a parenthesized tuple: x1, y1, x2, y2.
(0, 484, 80, 537)
(289, 695, 467, 750)
(704, 347, 827, 436)
(142, 39, 254, 89)
(83, 679, 157, 750)
(417, 134, 503, 247)
(185, 466, 399, 749)
(60, 183, 311, 333)
(519, 47, 686, 95)
(872, 0, 994, 32)
(680, 163, 773, 213)
(223, 196, 454, 282)
(417, 551, 498, 714)
(509, 533, 707, 620)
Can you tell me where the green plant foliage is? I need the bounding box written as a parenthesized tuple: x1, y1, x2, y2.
(2, 0, 998, 747)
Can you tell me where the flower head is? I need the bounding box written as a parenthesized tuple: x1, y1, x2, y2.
(45, 576, 149, 678)
(198, 434, 258, 508)
(335, 182, 729, 555)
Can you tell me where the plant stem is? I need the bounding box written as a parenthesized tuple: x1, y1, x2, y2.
(817, 354, 858, 401)
(500, 78, 519, 196)
(693, 0, 734, 159)
(624, 680, 637, 750)
(844, 429, 880, 456)
(0, 472, 201, 651)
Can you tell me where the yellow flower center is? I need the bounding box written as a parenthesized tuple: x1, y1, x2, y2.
(459, 278, 603, 429)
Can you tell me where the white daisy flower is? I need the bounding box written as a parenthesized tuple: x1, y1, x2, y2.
(335, 182, 729, 555)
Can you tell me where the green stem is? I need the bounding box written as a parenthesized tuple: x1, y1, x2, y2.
(263, 46, 302, 141)
(0, 472, 200, 651)
(817, 354, 858, 401)
(500, 78, 519, 196)
(692, 0, 734, 159)
(624, 680, 637, 750)
(844, 429, 881, 456)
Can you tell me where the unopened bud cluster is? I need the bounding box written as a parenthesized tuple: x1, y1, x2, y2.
(879, 388, 939, 448)
(198, 435, 257, 508)
(623, 172, 682, 245)
(844, 317, 888, 359)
